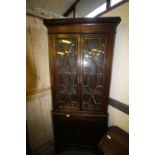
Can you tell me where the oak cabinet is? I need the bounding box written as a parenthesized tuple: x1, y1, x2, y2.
(44, 17, 121, 151)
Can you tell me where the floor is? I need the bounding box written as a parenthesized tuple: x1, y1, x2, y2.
(43, 149, 96, 155)
(38, 145, 97, 155)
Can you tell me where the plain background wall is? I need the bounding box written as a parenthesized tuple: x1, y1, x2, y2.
(101, 2, 129, 132)
(68, 0, 106, 17)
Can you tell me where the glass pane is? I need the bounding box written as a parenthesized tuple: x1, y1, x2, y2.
(56, 38, 78, 108)
(82, 37, 105, 110)
(111, 0, 123, 7)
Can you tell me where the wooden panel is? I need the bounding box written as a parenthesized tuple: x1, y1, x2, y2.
(44, 17, 121, 27)
(48, 25, 80, 33)
(40, 95, 53, 137)
(102, 33, 115, 112)
(53, 115, 78, 145)
(78, 116, 107, 146)
(52, 113, 107, 149)
(47, 24, 115, 34)
(26, 15, 53, 152)
(26, 15, 50, 93)
(98, 126, 129, 155)
(26, 87, 51, 101)
(81, 24, 115, 33)
(26, 94, 53, 150)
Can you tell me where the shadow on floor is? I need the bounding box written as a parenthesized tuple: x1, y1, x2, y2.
(38, 145, 96, 155)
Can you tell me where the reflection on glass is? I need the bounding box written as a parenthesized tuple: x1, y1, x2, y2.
(56, 38, 78, 108)
(61, 39, 72, 44)
(82, 37, 105, 110)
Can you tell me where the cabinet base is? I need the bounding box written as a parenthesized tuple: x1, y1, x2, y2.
(53, 111, 108, 152)
(54, 143, 98, 154)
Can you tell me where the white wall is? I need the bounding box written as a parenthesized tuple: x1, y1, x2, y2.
(101, 2, 129, 132)
(67, 0, 106, 17)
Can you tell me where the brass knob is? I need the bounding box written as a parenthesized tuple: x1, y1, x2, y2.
(66, 114, 70, 117)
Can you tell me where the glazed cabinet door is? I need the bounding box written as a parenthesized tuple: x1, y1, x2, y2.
(81, 34, 108, 111)
(50, 34, 80, 110)
(50, 34, 112, 111)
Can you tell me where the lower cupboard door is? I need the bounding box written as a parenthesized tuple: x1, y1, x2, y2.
(54, 117, 78, 145)
(78, 117, 107, 146)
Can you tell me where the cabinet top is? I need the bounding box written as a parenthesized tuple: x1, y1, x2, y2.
(44, 17, 121, 27)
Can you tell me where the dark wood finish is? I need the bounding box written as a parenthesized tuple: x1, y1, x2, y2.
(102, 33, 115, 112)
(106, 0, 111, 10)
(78, 33, 82, 110)
(47, 24, 116, 34)
(98, 126, 129, 155)
(63, 0, 80, 17)
(109, 98, 129, 114)
(80, 24, 116, 33)
(48, 35, 58, 110)
(47, 25, 80, 34)
(44, 18, 121, 34)
(73, 5, 76, 18)
(44, 17, 121, 152)
(44, 17, 121, 27)
(53, 112, 108, 148)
